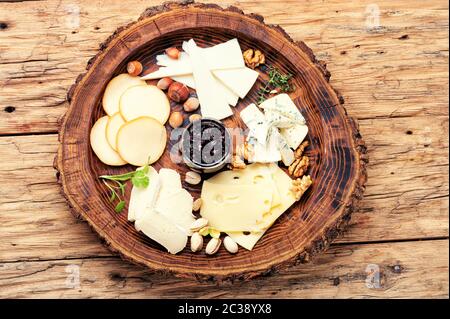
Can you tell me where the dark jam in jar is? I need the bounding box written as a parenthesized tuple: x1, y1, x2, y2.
(182, 118, 231, 170)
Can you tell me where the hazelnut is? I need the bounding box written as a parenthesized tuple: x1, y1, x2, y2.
(168, 82, 189, 103)
(157, 77, 174, 90)
(183, 97, 200, 112)
(126, 61, 143, 76)
(189, 114, 202, 123)
(169, 112, 183, 128)
(165, 47, 180, 59)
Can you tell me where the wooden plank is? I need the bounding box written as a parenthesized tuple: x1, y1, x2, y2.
(0, 240, 447, 298)
(0, 115, 447, 261)
(0, 0, 448, 134)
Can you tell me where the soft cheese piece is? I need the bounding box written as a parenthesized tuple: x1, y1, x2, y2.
(128, 166, 160, 222)
(159, 168, 182, 194)
(135, 208, 187, 254)
(259, 94, 308, 149)
(155, 189, 195, 236)
(206, 163, 281, 208)
(227, 163, 296, 250)
(200, 181, 273, 232)
(185, 40, 233, 120)
(213, 68, 259, 99)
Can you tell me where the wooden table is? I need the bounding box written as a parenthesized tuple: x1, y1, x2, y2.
(0, 0, 448, 299)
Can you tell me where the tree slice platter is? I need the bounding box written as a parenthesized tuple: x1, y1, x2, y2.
(54, 1, 368, 282)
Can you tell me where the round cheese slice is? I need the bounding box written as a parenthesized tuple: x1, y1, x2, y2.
(102, 74, 146, 116)
(116, 116, 167, 166)
(119, 85, 170, 124)
(105, 112, 125, 151)
(90, 116, 127, 166)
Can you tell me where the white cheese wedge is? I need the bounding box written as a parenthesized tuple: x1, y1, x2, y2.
(171, 74, 196, 89)
(259, 94, 308, 149)
(135, 208, 187, 254)
(213, 68, 259, 99)
(200, 181, 273, 232)
(206, 163, 281, 208)
(184, 40, 233, 120)
(202, 38, 245, 70)
(140, 66, 192, 80)
(227, 163, 296, 250)
(127, 166, 160, 222)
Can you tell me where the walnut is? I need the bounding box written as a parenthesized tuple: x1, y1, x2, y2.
(294, 140, 310, 159)
(290, 175, 313, 201)
(288, 155, 309, 178)
(236, 142, 254, 162)
(243, 49, 265, 69)
(228, 155, 246, 170)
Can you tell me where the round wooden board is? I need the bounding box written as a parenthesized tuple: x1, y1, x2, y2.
(55, 1, 368, 282)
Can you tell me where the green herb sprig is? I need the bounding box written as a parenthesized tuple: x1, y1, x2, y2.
(257, 66, 295, 104)
(99, 163, 150, 213)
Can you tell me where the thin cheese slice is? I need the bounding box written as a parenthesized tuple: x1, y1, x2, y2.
(185, 40, 233, 120)
(227, 163, 296, 250)
(200, 181, 273, 232)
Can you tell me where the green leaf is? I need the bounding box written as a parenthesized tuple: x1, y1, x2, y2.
(131, 170, 149, 188)
(115, 200, 126, 213)
(117, 181, 126, 196)
(109, 191, 116, 202)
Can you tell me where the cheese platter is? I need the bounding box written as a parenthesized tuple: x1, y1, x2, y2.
(55, 1, 368, 281)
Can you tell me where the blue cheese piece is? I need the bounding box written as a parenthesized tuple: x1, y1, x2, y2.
(270, 128, 295, 166)
(259, 94, 308, 149)
(240, 104, 281, 163)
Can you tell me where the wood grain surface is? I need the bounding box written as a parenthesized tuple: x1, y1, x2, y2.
(0, 0, 448, 298)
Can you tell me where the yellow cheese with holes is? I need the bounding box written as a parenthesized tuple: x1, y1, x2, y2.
(206, 163, 281, 208)
(227, 163, 296, 250)
(200, 181, 273, 232)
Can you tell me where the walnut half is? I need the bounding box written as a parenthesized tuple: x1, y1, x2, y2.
(243, 49, 265, 69)
(228, 155, 246, 170)
(288, 156, 309, 178)
(290, 175, 313, 201)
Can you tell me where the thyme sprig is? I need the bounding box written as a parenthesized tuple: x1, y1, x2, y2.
(257, 66, 295, 104)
